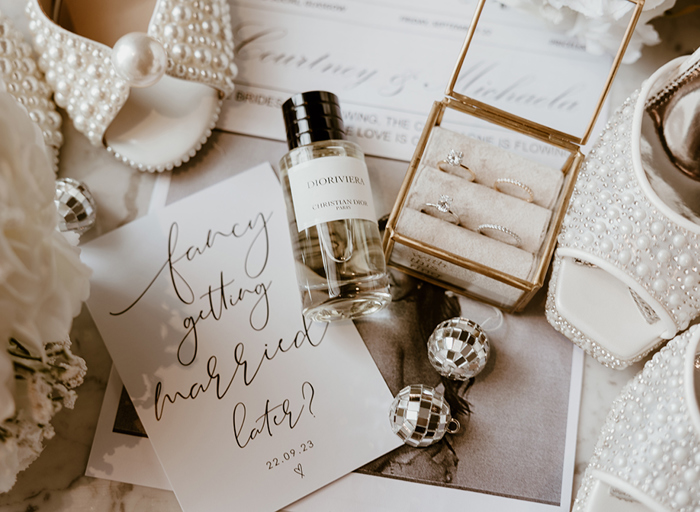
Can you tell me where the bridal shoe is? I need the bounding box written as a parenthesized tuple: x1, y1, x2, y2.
(0, 10, 62, 173)
(572, 325, 700, 511)
(546, 48, 700, 369)
(26, 0, 237, 172)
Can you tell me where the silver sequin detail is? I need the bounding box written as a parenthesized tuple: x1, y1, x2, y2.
(629, 288, 662, 325)
(574, 258, 598, 268)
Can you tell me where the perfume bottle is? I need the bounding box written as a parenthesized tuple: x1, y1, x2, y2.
(279, 91, 391, 322)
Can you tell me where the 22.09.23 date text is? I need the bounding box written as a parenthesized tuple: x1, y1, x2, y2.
(266, 440, 314, 470)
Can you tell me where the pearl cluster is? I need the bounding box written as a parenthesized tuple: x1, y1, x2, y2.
(546, 88, 700, 368)
(0, 10, 62, 173)
(149, 0, 237, 94)
(572, 326, 700, 511)
(25, 0, 236, 172)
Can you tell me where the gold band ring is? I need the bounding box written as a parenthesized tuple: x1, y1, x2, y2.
(477, 223, 521, 247)
(493, 178, 534, 203)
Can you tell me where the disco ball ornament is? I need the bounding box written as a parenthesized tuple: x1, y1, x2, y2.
(389, 384, 460, 447)
(54, 177, 97, 235)
(427, 317, 490, 380)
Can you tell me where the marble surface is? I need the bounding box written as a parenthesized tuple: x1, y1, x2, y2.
(0, 1, 699, 511)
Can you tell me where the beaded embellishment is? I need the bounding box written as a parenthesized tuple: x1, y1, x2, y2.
(546, 57, 700, 368)
(0, 10, 62, 173)
(572, 326, 700, 511)
(25, 0, 237, 171)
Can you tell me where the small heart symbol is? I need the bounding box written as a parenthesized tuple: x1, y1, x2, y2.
(294, 463, 304, 478)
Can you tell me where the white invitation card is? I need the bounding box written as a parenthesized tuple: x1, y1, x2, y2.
(221, 0, 611, 165)
(81, 163, 401, 512)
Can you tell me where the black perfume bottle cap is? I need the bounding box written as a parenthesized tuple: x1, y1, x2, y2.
(282, 90, 346, 150)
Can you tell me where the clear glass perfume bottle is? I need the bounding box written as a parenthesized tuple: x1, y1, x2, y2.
(279, 91, 391, 322)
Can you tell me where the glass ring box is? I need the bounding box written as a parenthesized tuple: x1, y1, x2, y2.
(383, 0, 644, 312)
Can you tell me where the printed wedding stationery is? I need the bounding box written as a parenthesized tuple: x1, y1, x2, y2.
(81, 163, 401, 512)
(86, 130, 584, 512)
(221, 0, 611, 164)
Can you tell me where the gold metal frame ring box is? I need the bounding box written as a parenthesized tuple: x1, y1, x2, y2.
(383, 0, 645, 312)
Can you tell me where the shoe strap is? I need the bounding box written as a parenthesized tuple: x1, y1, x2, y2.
(26, 0, 236, 146)
(148, 0, 236, 96)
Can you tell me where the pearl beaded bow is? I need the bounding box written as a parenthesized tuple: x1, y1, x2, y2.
(26, 0, 236, 150)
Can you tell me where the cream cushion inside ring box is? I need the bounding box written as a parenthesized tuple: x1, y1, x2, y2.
(424, 126, 564, 209)
(395, 208, 536, 281)
(406, 166, 552, 254)
(390, 242, 526, 306)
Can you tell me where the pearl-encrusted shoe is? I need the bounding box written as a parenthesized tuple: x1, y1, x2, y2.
(26, 0, 237, 172)
(572, 325, 700, 511)
(546, 49, 700, 369)
(0, 9, 62, 173)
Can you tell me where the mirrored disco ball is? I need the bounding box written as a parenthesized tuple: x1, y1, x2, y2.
(389, 384, 458, 447)
(427, 317, 490, 380)
(54, 177, 97, 235)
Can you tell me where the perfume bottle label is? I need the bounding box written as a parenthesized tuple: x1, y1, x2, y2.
(288, 156, 377, 232)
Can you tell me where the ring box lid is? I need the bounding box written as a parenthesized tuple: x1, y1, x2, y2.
(444, 0, 645, 148)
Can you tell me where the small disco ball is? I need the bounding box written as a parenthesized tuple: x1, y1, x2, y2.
(427, 317, 490, 380)
(54, 177, 97, 235)
(389, 384, 459, 448)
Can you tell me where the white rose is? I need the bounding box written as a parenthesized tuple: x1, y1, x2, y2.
(0, 91, 91, 422)
(499, 0, 677, 63)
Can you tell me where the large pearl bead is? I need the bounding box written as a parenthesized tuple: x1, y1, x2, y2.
(111, 32, 167, 88)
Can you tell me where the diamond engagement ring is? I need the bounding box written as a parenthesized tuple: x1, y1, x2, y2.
(438, 149, 476, 181)
(421, 195, 460, 224)
(477, 223, 521, 247)
(493, 178, 534, 203)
